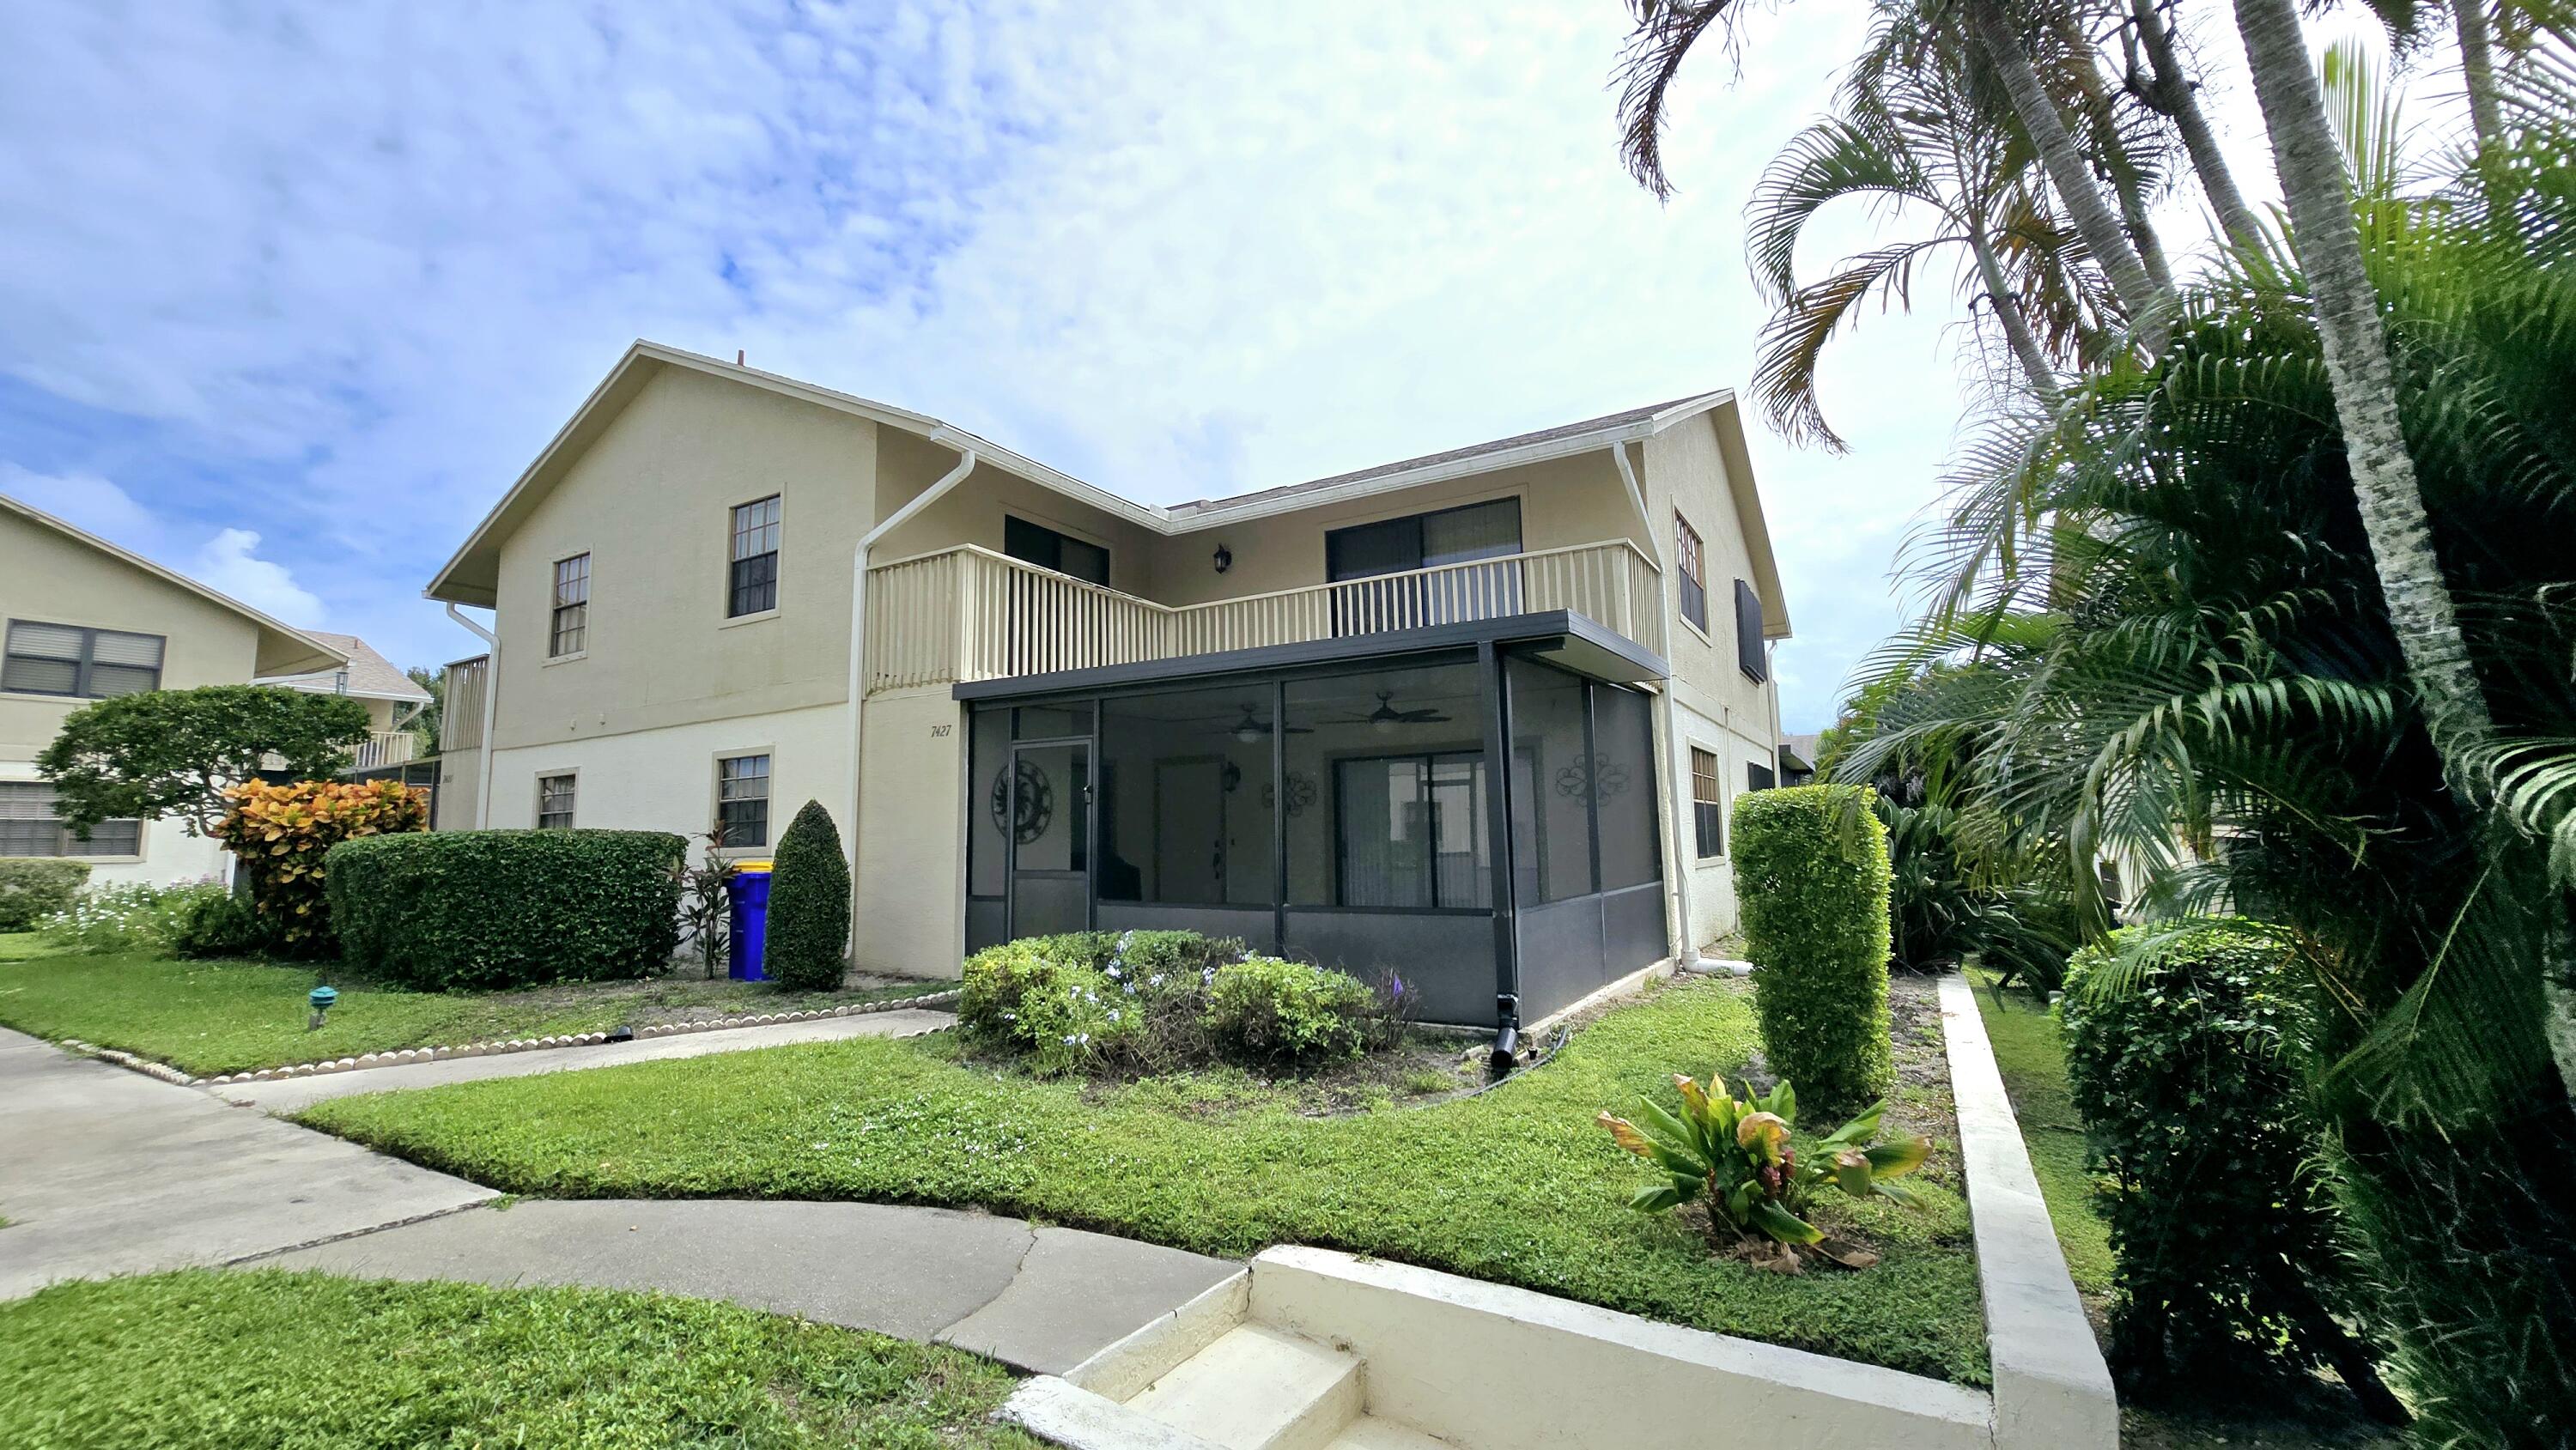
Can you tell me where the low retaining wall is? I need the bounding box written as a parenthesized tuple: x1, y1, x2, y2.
(1937, 972, 2118, 1449)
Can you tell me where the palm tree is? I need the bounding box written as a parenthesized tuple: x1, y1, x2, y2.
(1744, 21, 2106, 446)
(2120, 0, 2266, 247)
(1615, 0, 2176, 345)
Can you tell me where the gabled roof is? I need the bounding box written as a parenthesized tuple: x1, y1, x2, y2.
(257, 632, 432, 703)
(426, 342, 1789, 641)
(0, 493, 346, 677)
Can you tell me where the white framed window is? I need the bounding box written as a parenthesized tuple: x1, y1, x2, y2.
(728, 496, 781, 617)
(550, 555, 590, 657)
(716, 753, 771, 846)
(535, 773, 577, 829)
(0, 781, 141, 857)
(1689, 747, 1723, 858)
(3, 620, 165, 698)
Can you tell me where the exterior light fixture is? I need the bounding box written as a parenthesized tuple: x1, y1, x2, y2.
(1212, 543, 1232, 573)
(307, 985, 339, 1031)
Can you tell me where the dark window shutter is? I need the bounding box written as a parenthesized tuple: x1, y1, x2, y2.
(1734, 579, 1766, 682)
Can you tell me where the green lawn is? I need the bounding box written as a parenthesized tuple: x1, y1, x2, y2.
(301, 975, 1991, 1385)
(0, 1270, 1034, 1449)
(1965, 970, 2113, 1295)
(0, 934, 954, 1077)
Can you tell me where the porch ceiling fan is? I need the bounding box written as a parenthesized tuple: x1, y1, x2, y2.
(1346, 689, 1453, 731)
(1221, 702, 1311, 742)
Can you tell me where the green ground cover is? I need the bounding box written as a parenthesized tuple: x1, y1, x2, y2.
(1965, 969, 2112, 1295)
(0, 934, 953, 1076)
(301, 974, 1991, 1385)
(0, 1270, 1034, 1449)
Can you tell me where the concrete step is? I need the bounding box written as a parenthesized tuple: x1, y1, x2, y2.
(1321, 1416, 1460, 1450)
(1126, 1322, 1363, 1450)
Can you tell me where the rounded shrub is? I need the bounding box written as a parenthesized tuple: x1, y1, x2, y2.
(325, 829, 684, 990)
(1204, 956, 1376, 1070)
(2059, 919, 2387, 1401)
(168, 885, 261, 958)
(1730, 783, 1893, 1118)
(0, 858, 91, 932)
(764, 800, 851, 991)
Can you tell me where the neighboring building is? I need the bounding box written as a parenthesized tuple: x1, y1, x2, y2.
(256, 632, 437, 794)
(1779, 731, 1821, 786)
(428, 341, 1791, 1031)
(1, 494, 345, 885)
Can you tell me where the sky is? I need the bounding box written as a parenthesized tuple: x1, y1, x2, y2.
(0, 1, 2418, 731)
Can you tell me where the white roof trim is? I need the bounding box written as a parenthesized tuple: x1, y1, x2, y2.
(0, 493, 346, 676)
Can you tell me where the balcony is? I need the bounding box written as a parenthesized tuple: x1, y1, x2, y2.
(349, 730, 419, 773)
(865, 539, 1665, 695)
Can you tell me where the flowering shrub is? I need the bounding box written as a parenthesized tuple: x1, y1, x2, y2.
(958, 930, 1406, 1077)
(213, 779, 427, 956)
(38, 879, 234, 956)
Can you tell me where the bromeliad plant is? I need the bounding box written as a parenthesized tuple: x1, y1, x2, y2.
(1599, 1075, 1929, 1268)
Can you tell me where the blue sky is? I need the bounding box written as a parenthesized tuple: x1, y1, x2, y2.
(2, 0, 2357, 730)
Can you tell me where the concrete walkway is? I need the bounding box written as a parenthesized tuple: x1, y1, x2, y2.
(219, 1006, 956, 1113)
(263, 1199, 1241, 1374)
(0, 1028, 495, 1298)
(4, 1026, 1239, 1375)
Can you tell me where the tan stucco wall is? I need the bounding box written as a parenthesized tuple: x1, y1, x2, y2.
(487, 365, 881, 754)
(870, 428, 1161, 593)
(1141, 452, 1646, 609)
(0, 507, 273, 884)
(851, 686, 967, 978)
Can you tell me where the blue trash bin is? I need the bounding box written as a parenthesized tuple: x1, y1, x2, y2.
(726, 860, 773, 981)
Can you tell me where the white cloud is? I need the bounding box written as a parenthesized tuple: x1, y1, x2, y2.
(190, 528, 324, 627)
(0, 1, 2415, 723)
(0, 464, 162, 549)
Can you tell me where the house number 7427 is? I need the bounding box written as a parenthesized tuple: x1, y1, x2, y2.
(928, 725, 951, 737)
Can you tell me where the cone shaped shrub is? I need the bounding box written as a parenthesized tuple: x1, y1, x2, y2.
(1730, 783, 1893, 1118)
(765, 799, 850, 990)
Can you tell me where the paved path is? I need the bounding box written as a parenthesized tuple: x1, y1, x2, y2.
(0, 1028, 494, 1298)
(263, 1199, 1240, 1374)
(5, 1025, 1239, 1374)
(219, 1007, 956, 1113)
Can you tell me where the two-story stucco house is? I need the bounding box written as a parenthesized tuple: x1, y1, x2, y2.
(428, 342, 1790, 1034)
(2, 494, 346, 884)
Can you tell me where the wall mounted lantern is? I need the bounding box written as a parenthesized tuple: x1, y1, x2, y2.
(1212, 543, 1233, 573)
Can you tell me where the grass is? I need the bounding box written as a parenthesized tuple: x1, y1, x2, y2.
(0, 1269, 1035, 1449)
(301, 974, 1991, 1385)
(0, 934, 955, 1077)
(1964, 969, 2112, 1295)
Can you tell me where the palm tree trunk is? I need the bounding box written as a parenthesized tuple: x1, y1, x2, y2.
(2132, 0, 2267, 248)
(1962, 0, 2172, 349)
(2230, 0, 2576, 1095)
(1971, 227, 2061, 400)
(2457, 0, 2504, 151)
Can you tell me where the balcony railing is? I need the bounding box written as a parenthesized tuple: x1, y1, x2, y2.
(440, 655, 489, 752)
(866, 539, 1665, 694)
(349, 730, 419, 773)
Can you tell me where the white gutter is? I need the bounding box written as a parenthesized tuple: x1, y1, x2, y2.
(443, 603, 501, 829)
(1607, 440, 1703, 969)
(845, 442, 980, 874)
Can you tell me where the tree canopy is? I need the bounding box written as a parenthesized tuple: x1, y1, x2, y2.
(36, 685, 371, 835)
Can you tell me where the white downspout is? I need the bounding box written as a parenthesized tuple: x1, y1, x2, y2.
(443, 602, 500, 829)
(845, 442, 979, 882)
(1609, 440, 1703, 969)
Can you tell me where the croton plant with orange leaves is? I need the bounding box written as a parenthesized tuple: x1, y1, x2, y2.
(1600, 1073, 1929, 1268)
(213, 779, 427, 956)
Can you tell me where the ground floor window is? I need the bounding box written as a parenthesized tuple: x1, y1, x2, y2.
(0, 780, 140, 857)
(535, 774, 576, 829)
(716, 754, 771, 846)
(1691, 748, 1723, 858)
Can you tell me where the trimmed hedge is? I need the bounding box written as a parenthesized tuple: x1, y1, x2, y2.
(0, 858, 90, 932)
(764, 801, 850, 991)
(214, 779, 428, 956)
(1730, 783, 1893, 1118)
(326, 829, 685, 990)
(2060, 920, 2381, 1397)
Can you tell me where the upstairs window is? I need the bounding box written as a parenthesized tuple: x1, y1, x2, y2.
(1003, 515, 1109, 586)
(717, 753, 772, 847)
(1674, 513, 1707, 634)
(3, 620, 164, 699)
(1735, 579, 1768, 682)
(0, 780, 140, 857)
(1690, 747, 1723, 858)
(535, 773, 576, 829)
(728, 495, 781, 616)
(550, 554, 590, 657)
